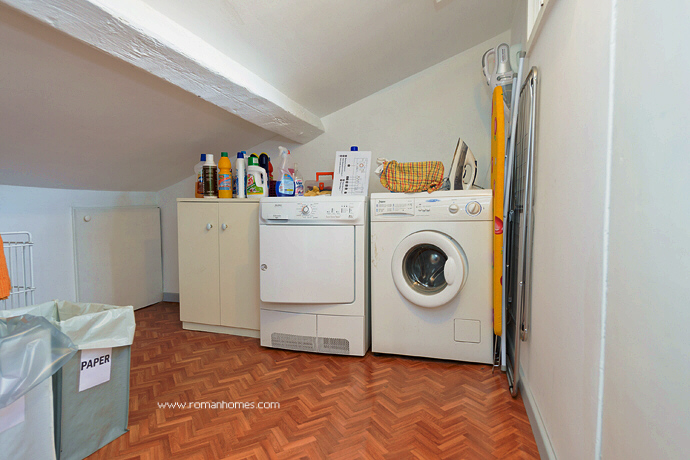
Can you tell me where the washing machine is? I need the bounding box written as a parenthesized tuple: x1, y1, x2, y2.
(258, 195, 369, 356)
(370, 190, 493, 364)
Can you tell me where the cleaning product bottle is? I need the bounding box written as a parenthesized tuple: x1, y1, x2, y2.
(246, 155, 269, 197)
(259, 153, 270, 178)
(276, 146, 294, 197)
(293, 162, 304, 196)
(194, 154, 207, 198)
(235, 151, 247, 198)
(218, 152, 232, 198)
(202, 154, 218, 198)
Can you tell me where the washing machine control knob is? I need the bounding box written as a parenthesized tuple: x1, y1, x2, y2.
(301, 205, 311, 215)
(448, 204, 459, 214)
(466, 201, 481, 216)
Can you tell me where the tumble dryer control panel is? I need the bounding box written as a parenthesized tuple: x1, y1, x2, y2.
(371, 191, 492, 222)
(260, 197, 366, 226)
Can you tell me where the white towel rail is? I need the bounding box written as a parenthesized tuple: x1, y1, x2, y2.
(1, 231, 36, 309)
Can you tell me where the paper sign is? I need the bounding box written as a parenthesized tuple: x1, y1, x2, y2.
(0, 396, 25, 433)
(79, 347, 112, 392)
(332, 150, 372, 196)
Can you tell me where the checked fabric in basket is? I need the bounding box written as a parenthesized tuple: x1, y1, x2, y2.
(379, 160, 445, 193)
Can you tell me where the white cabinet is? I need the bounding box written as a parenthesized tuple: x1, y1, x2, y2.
(177, 198, 260, 337)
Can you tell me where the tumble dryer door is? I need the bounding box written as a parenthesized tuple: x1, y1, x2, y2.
(391, 231, 468, 308)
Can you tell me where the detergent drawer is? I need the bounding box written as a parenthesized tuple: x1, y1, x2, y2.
(259, 225, 355, 304)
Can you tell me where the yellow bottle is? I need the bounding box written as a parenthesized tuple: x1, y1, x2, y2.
(218, 152, 233, 198)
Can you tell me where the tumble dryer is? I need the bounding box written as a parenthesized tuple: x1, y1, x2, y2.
(258, 195, 369, 356)
(370, 190, 493, 364)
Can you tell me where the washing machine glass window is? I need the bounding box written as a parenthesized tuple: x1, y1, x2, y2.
(403, 244, 448, 295)
(391, 231, 468, 308)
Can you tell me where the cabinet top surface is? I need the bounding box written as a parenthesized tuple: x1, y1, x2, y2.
(178, 197, 262, 203)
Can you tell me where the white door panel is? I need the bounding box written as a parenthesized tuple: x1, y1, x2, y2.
(260, 225, 355, 304)
(73, 206, 162, 310)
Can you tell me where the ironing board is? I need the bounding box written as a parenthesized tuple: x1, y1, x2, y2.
(491, 86, 505, 336)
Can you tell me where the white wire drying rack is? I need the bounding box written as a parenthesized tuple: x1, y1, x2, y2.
(1, 231, 36, 309)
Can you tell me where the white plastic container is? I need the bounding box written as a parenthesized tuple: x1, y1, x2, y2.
(194, 154, 206, 198)
(236, 151, 247, 198)
(247, 155, 268, 197)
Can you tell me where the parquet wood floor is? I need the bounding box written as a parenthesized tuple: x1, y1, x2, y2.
(86, 302, 538, 459)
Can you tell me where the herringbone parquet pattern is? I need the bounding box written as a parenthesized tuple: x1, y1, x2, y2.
(86, 302, 538, 459)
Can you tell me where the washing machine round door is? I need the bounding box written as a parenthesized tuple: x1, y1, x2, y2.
(391, 230, 469, 308)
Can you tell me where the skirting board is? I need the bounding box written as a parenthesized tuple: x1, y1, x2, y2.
(163, 292, 180, 302)
(183, 322, 260, 339)
(519, 367, 557, 460)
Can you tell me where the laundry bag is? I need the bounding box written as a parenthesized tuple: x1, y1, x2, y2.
(0, 315, 77, 460)
(375, 159, 445, 193)
(0, 300, 136, 460)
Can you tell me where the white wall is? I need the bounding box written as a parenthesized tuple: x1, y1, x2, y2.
(601, 0, 690, 458)
(0, 185, 156, 303)
(511, 0, 690, 458)
(157, 175, 195, 294)
(159, 31, 510, 293)
(510, 0, 527, 54)
(247, 30, 511, 194)
(511, 1, 613, 458)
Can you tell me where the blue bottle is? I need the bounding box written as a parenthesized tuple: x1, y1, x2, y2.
(276, 146, 295, 196)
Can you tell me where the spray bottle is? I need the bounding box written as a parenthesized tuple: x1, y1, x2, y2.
(275, 146, 294, 197)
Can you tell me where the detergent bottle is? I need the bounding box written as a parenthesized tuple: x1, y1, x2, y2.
(217, 152, 232, 198)
(235, 151, 247, 198)
(293, 163, 304, 196)
(202, 154, 218, 198)
(275, 146, 294, 197)
(259, 153, 270, 178)
(194, 154, 207, 198)
(246, 155, 269, 197)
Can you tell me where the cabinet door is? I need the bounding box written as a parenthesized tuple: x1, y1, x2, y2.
(177, 202, 220, 324)
(218, 202, 260, 330)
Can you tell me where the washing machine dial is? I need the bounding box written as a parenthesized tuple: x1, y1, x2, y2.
(466, 201, 482, 216)
(448, 204, 459, 214)
(301, 205, 311, 216)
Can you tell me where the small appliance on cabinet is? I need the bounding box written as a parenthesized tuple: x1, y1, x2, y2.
(370, 190, 494, 364)
(258, 196, 369, 356)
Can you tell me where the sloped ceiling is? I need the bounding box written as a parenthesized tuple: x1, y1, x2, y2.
(0, 0, 516, 191)
(137, 0, 517, 117)
(0, 3, 276, 191)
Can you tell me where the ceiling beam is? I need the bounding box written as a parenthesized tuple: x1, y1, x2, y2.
(2, 0, 325, 144)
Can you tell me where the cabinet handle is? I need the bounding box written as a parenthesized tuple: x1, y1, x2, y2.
(221, 223, 228, 231)
(206, 223, 213, 230)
